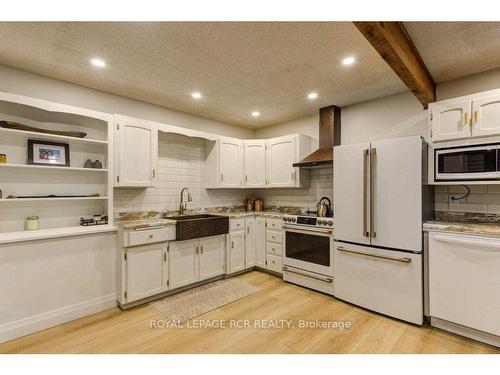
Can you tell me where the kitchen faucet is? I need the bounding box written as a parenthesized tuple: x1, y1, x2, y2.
(179, 187, 192, 215)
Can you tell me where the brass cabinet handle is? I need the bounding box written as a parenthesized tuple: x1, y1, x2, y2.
(464, 112, 469, 126)
(149, 234, 154, 238)
(200, 246, 204, 255)
(247, 226, 250, 234)
(231, 241, 234, 249)
(337, 246, 411, 263)
(196, 246, 199, 255)
(163, 252, 167, 262)
(474, 110, 478, 124)
(152, 169, 156, 178)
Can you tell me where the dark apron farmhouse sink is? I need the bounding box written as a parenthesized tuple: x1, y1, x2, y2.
(166, 214, 229, 241)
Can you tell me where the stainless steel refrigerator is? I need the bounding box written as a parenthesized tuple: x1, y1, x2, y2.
(333, 135, 433, 324)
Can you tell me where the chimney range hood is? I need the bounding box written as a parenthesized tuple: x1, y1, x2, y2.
(293, 105, 341, 169)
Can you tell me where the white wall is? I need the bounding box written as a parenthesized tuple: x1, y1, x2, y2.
(0, 64, 253, 139)
(115, 133, 247, 214)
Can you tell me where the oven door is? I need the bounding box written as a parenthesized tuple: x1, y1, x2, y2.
(283, 226, 333, 276)
(435, 144, 500, 181)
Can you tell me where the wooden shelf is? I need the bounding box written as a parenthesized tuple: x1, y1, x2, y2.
(0, 224, 117, 245)
(0, 197, 108, 202)
(0, 126, 108, 145)
(0, 163, 109, 172)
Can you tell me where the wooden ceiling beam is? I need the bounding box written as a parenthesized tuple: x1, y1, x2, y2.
(354, 21, 436, 107)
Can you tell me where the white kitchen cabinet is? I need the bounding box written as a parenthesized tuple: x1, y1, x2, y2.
(198, 236, 225, 281)
(114, 115, 158, 187)
(227, 230, 245, 274)
(169, 239, 199, 289)
(125, 243, 168, 303)
(255, 217, 266, 267)
(429, 232, 500, 341)
(245, 217, 256, 268)
(471, 93, 500, 138)
(244, 140, 267, 187)
(429, 99, 471, 142)
(266, 135, 297, 188)
(205, 138, 244, 188)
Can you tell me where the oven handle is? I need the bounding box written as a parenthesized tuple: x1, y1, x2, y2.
(336, 245, 412, 263)
(282, 266, 333, 283)
(283, 225, 332, 235)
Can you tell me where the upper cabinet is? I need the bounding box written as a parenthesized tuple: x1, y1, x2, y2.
(114, 115, 158, 188)
(244, 140, 267, 188)
(430, 89, 500, 143)
(205, 137, 244, 188)
(267, 134, 310, 188)
(206, 134, 311, 189)
(429, 99, 471, 142)
(471, 93, 500, 138)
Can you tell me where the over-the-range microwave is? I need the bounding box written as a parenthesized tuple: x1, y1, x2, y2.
(435, 142, 500, 181)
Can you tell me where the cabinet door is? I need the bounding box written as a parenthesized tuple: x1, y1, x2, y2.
(244, 141, 267, 187)
(255, 217, 266, 267)
(245, 218, 256, 268)
(227, 231, 245, 274)
(429, 233, 500, 336)
(125, 243, 167, 303)
(472, 94, 500, 138)
(219, 138, 243, 188)
(199, 236, 225, 280)
(116, 117, 158, 187)
(430, 100, 471, 142)
(267, 136, 297, 188)
(169, 240, 199, 289)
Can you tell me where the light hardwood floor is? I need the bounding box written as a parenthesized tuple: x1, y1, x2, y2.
(1, 271, 498, 354)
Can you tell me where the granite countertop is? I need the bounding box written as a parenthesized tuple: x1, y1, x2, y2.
(118, 218, 176, 230)
(424, 221, 500, 238)
(116, 208, 289, 230)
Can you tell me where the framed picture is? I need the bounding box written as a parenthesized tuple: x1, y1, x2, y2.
(28, 139, 70, 167)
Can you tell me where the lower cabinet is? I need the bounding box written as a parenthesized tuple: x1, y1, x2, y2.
(245, 217, 256, 268)
(255, 217, 266, 267)
(170, 236, 225, 290)
(228, 229, 245, 274)
(124, 243, 169, 303)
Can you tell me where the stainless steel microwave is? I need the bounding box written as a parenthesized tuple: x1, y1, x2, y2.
(435, 143, 500, 181)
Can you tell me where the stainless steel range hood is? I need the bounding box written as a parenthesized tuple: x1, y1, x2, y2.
(293, 105, 341, 169)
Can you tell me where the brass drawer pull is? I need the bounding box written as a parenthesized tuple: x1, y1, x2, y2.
(337, 246, 411, 263)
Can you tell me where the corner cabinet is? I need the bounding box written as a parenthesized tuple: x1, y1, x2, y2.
(206, 134, 311, 189)
(114, 115, 158, 187)
(429, 89, 500, 143)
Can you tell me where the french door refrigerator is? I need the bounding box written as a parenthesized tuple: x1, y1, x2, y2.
(333, 136, 433, 324)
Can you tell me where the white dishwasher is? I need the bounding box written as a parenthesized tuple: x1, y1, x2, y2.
(428, 231, 500, 347)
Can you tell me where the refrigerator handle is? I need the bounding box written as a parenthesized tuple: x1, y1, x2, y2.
(370, 147, 377, 238)
(363, 149, 369, 237)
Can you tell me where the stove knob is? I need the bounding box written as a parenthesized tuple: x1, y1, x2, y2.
(327, 220, 333, 226)
(292, 217, 296, 222)
(318, 219, 323, 225)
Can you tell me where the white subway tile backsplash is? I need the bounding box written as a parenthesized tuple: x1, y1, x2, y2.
(436, 184, 500, 214)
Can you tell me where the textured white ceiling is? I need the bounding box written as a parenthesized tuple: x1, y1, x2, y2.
(0, 22, 407, 128)
(404, 22, 500, 83)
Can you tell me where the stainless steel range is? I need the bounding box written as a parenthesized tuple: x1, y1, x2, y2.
(282, 214, 335, 295)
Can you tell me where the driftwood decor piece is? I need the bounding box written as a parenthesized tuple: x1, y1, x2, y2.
(0, 121, 87, 138)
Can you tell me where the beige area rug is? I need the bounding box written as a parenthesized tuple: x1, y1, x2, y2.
(150, 278, 260, 323)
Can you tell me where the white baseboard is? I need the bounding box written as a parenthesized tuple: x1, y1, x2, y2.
(0, 294, 117, 344)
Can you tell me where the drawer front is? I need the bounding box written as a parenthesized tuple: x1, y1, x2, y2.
(230, 218, 245, 231)
(334, 241, 423, 325)
(125, 226, 176, 247)
(266, 218, 282, 230)
(267, 253, 283, 274)
(266, 229, 282, 244)
(267, 241, 283, 256)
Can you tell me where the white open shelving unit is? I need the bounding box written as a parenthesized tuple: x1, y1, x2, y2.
(0, 91, 115, 243)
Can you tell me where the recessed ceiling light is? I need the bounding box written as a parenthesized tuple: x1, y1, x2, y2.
(191, 92, 202, 99)
(252, 111, 260, 117)
(342, 56, 356, 66)
(90, 58, 106, 68)
(308, 92, 318, 100)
